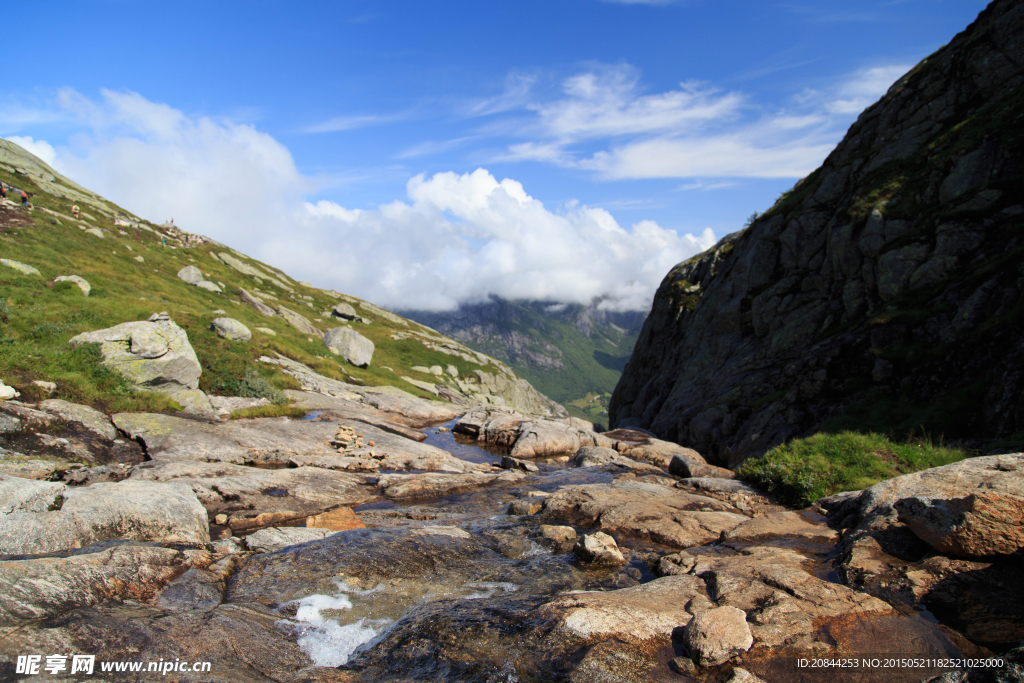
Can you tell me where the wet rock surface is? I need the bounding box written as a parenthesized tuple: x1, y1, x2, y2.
(0, 388, 1021, 682)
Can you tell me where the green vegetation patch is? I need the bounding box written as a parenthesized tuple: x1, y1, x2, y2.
(736, 431, 967, 507)
(228, 404, 308, 420)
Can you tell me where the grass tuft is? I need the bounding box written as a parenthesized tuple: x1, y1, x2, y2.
(736, 431, 967, 507)
(228, 404, 308, 420)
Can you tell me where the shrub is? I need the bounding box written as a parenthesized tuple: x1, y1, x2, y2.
(736, 431, 967, 507)
(234, 367, 287, 404)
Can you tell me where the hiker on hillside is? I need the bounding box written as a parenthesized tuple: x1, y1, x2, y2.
(21, 190, 28, 207)
(71, 204, 80, 218)
(0, 182, 6, 201)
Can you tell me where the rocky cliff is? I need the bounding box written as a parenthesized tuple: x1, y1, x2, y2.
(611, 0, 1024, 467)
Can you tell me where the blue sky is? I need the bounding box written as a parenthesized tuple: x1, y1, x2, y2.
(2, 0, 989, 310)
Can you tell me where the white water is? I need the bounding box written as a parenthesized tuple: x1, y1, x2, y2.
(282, 588, 391, 667)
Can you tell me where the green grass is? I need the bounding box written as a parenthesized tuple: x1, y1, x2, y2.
(736, 431, 967, 507)
(0, 156, 526, 413)
(228, 404, 308, 420)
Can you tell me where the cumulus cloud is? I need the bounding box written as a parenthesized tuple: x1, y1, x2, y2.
(32, 89, 710, 312)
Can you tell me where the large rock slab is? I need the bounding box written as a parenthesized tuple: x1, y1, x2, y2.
(264, 355, 461, 427)
(69, 315, 202, 391)
(324, 327, 374, 367)
(239, 287, 277, 317)
(278, 305, 323, 338)
(0, 258, 40, 276)
(129, 459, 375, 531)
(541, 481, 748, 549)
(38, 398, 116, 440)
(510, 419, 613, 458)
(113, 412, 341, 464)
(0, 545, 188, 625)
(0, 478, 209, 554)
(0, 475, 65, 514)
(284, 390, 427, 439)
(659, 545, 894, 650)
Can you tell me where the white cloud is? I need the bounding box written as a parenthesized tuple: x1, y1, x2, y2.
(6, 136, 58, 167)
(303, 111, 411, 134)
(473, 61, 910, 180)
(40, 90, 710, 312)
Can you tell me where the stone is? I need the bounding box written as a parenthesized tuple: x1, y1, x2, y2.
(0, 383, 18, 400)
(0, 478, 209, 554)
(446, 364, 458, 377)
(196, 280, 222, 293)
(211, 317, 252, 342)
(239, 287, 277, 317)
(69, 316, 202, 391)
(724, 511, 838, 545)
(84, 227, 105, 238)
(574, 531, 626, 566)
(177, 265, 204, 284)
(669, 453, 735, 479)
(570, 446, 619, 467)
(154, 566, 225, 611)
(134, 254, 144, 262)
(894, 485, 1024, 557)
(306, 507, 365, 531)
(208, 395, 269, 417)
(31, 380, 56, 394)
(53, 274, 90, 296)
(38, 398, 117, 440)
(324, 326, 374, 367)
(429, 365, 443, 376)
(244, 526, 333, 552)
(682, 606, 753, 666)
(540, 524, 577, 547)
(726, 668, 767, 683)
(332, 302, 358, 319)
(0, 475, 66, 515)
(0, 258, 40, 276)
(500, 455, 540, 472)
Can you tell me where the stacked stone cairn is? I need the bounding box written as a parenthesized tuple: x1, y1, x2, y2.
(332, 425, 377, 457)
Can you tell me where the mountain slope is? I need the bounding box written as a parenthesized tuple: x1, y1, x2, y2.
(0, 139, 564, 418)
(611, 0, 1024, 466)
(401, 298, 645, 424)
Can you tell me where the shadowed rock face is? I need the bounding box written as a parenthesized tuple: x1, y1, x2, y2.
(610, 0, 1024, 466)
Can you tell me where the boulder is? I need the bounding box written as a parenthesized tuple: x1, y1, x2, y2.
(500, 455, 539, 472)
(682, 606, 753, 666)
(196, 280, 222, 293)
(69, 315, 202, 391)
(0, 478, 209, 554)
(570, 446, 619, 467)
(84, 227, 105, 238)
(332, 302, 358, 319)
(0, 258, 40, 276)
(573, 531, 626, 566)
(239, 287, 277, 317)
(176, 265, 204, 284)
(669, 453, 735, 479)
(306, 507, 365, 531)
(53, 275, 90, 296)
(277, 305, 323, 338)
(211, 317, 252, 342)
(724, 511, 838, 545)
(324, 327, 374, 367)
(244, 526, 332, 553)
(0, 382, 19, 400)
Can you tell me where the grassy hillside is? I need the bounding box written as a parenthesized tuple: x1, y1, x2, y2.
(0, 143, 545, 413)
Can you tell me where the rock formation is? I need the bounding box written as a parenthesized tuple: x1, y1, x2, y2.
(611, 0, 1024, 465)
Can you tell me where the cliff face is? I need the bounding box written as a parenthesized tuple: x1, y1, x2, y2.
(610, 0, 1024, 467)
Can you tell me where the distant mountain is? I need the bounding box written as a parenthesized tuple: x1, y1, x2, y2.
(400, 298, 645, 425)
